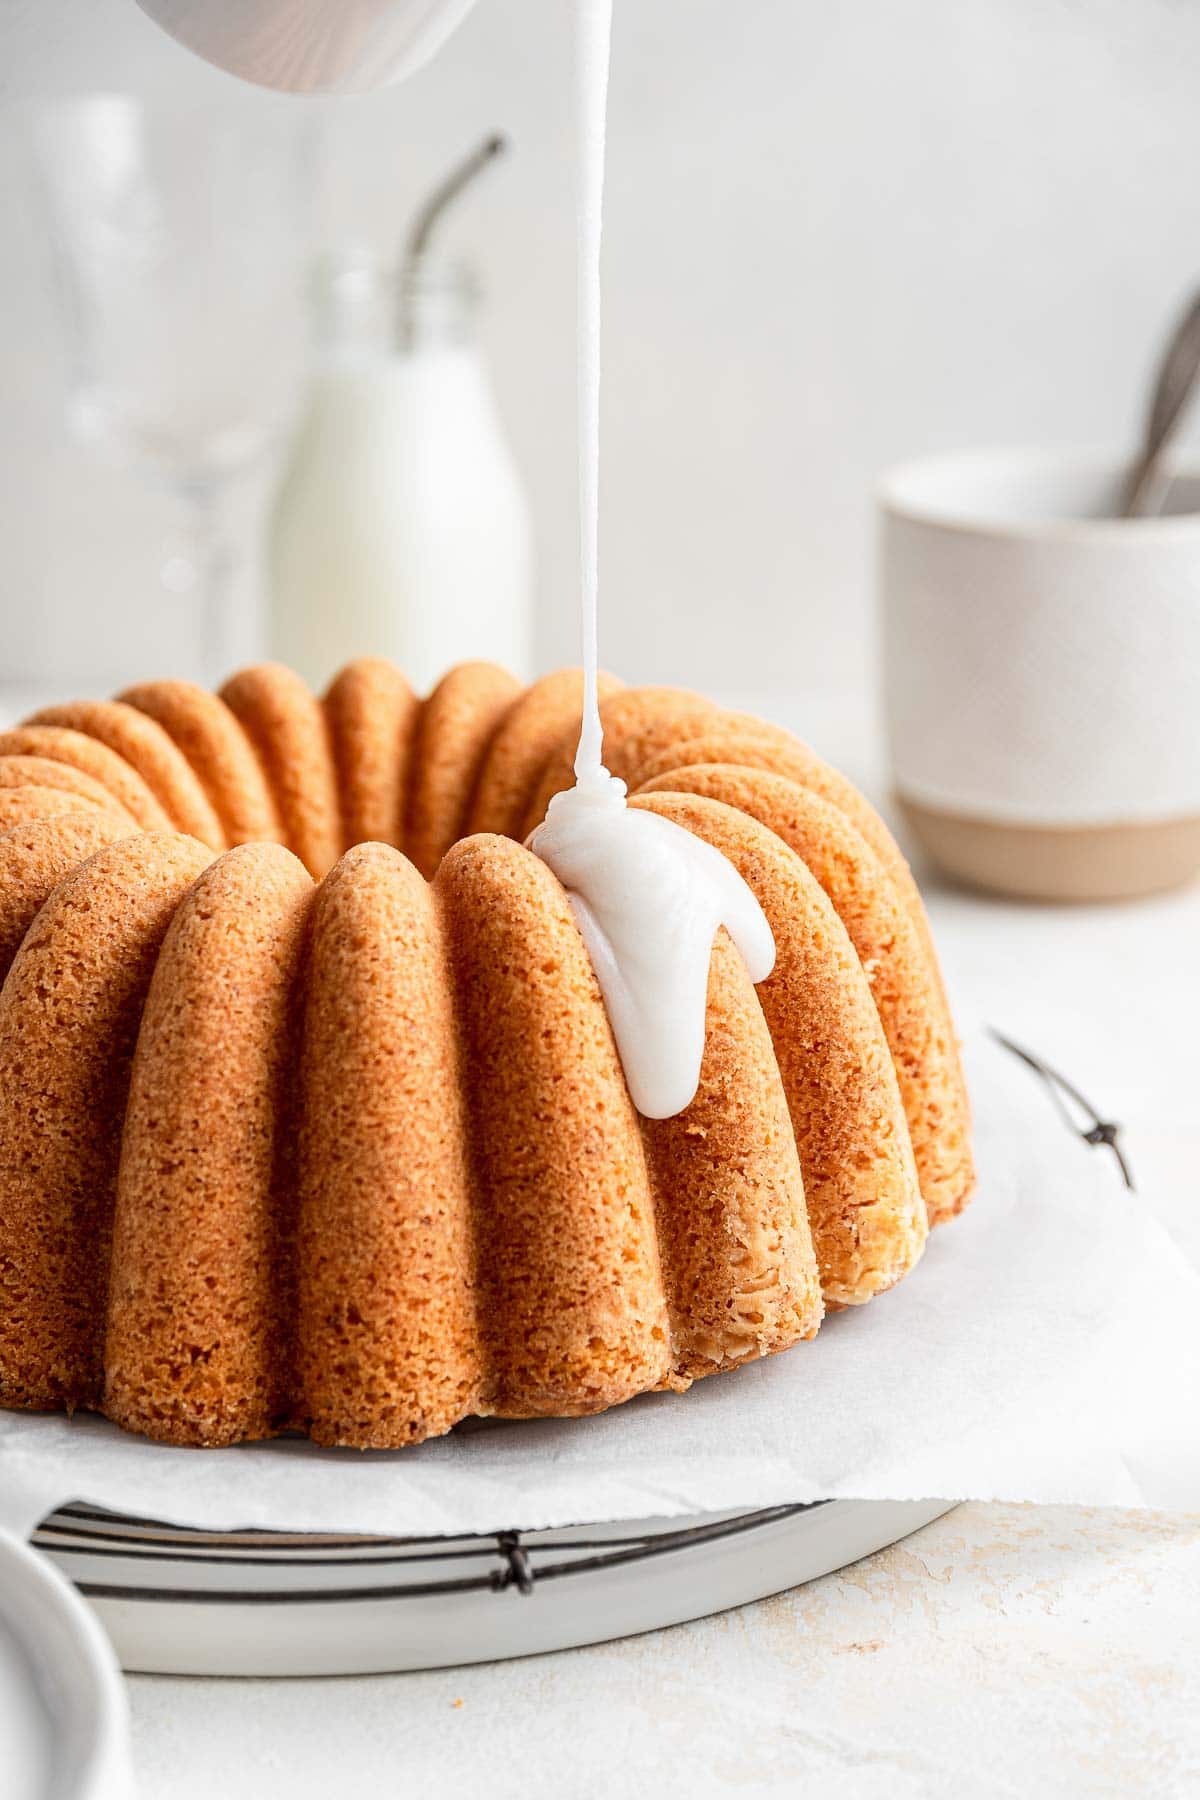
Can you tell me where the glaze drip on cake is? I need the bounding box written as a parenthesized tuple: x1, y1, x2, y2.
(530, 773, 774, 1117)
(530, 0, 776, 1120)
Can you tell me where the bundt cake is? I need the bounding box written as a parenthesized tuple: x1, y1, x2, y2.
(0, 659, 973, 1448)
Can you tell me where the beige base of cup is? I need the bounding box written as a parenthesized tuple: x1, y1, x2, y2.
(899, 796, 1200, 902)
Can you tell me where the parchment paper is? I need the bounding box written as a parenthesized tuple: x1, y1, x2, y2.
(2, 1033, 1196, 1540)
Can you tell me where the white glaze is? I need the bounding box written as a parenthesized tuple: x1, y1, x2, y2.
(530, 775, 775, 1119)
(572, 0, 611, 784)
(529, 0, 776, 1120)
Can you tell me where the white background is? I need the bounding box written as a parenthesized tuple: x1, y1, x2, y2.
(4, 0, 1200, 694)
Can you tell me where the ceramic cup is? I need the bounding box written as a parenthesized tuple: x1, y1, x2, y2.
(879, 448, 1200, 901)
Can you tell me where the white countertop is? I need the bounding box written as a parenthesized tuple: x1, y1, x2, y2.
(6, 684, 1197, 1795)
(128, 1500, 1200, 1800)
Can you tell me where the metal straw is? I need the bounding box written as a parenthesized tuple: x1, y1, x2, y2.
(397, 133, 507, 349)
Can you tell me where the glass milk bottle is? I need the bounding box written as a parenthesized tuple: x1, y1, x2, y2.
(269, 247, 534, 692)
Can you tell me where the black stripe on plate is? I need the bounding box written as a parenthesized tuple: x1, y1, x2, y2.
(51, 1503, 474, 1548)
(34, 1520, 702, 1559)
(41, 1504, 819, 1558)
(40, 1540, 505, 1568)
(66, 1505, 815, 1604)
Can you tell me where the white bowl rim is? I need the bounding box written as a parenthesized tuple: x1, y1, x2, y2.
(877, 444, 1200, 541)
(0, 1527, 132, 1800)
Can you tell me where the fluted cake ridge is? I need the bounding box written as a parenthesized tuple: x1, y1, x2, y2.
(0, 658, 973, 1448)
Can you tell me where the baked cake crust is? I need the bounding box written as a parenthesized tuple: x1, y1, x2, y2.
(0, 657, 974, 1448)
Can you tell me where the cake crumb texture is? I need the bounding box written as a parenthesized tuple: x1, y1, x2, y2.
(0, 659, 973, 1446)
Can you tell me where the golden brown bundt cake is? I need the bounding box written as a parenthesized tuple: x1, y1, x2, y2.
(297, 842, 481, 1447)
(0, 754, 141, 822)
(0, 813, 135, 979)
(633, 792, 926, 1305)
(323, 658, 419, 854)
(219, 662, 343, 879)
(630, 728, 974, 1217)
(0, 784, 121, 832)
(0, 833, 213, 1413)
(105, 843, 314, 1447)
(0, 656, 971, 1448)
(117, 678, 285, 849)
(639, 722, 908, 872)
(636, 764, 972, 1223)
(520, 684, 723, 838)
(636, 724, 957, 1006)
(638, 928, 823, 1377)
(0, 726, 173, 830)
(405, 661, 523, 879)
(26, 700, 224, 845)
(466, 666, 623, 839)
(439, 834, 673, 1415)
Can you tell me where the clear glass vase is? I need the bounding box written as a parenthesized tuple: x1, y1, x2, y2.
(33, 96, 311, 685)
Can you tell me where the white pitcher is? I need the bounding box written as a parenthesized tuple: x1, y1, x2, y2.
(134, 0, 479, 93)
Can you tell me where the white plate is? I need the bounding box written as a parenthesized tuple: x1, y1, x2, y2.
(0, 1528, 133, 1800)
(33, 1498, 953, 1677)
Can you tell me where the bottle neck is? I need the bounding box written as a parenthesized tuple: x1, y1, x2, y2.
(397, 260, 479, 353)
(309, 249, 479, 361)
